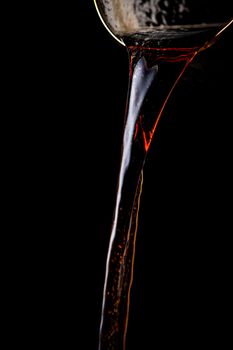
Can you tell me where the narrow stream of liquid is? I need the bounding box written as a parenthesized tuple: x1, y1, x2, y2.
(98, 48, 196, 350)
(98, 19, 232, 350)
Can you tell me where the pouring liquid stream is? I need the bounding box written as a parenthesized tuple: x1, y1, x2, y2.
(98, 19, 232, 350)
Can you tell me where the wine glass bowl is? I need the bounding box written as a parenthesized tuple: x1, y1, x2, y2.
(94, 0, 232, 48)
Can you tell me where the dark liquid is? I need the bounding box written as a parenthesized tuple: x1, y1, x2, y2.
(99, 20, 232, 350)
(99, 43, 196, 350)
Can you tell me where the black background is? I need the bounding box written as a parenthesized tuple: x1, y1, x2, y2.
(8, 2, 232, 349)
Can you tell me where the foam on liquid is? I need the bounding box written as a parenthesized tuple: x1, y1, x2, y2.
(99, 0, 231, 34)
(100, 0, 191, 32)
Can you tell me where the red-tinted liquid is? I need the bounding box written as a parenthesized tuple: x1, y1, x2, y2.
(99, 20, 232, 350)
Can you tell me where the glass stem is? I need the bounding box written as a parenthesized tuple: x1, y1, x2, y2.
(98, 48, 196, 350)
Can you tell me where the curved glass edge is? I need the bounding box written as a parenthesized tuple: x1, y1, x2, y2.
(93, 0, 125, 46)
(215, 18, 233, 38)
